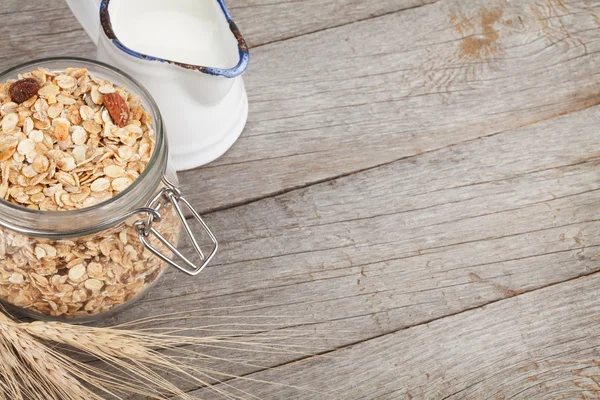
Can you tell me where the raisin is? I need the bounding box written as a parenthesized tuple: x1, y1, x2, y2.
(9, 78, 40, 104)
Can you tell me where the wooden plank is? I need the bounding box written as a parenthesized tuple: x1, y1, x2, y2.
(227, 0, 437, 47)
(0, 0, 94, 68)
(138, 104, 599, 333)
(179, 0, 600, 213)
(98, 104, 600, 393)
(190, 271, 600, 399)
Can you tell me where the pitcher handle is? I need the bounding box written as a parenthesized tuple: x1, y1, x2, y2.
(66, 0, 102, 45)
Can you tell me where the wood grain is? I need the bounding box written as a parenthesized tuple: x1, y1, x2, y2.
(190, 271, 600, 399)
(98, 104, 600, 395)
(178, 0, 600, 215)
(228, 0, 438, 47)
(0, 0, 94, 68)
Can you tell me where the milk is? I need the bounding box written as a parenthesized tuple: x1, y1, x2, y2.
(109, 0, 237, 68)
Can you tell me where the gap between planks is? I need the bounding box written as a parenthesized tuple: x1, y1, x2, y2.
(248, 0, 442, 49)
(184, 100, 600, 219)
(177, 268, 600, 397)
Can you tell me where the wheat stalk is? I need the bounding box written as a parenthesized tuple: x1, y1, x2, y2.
(0, 310, 325, 400)
(0, 312, 105, 400)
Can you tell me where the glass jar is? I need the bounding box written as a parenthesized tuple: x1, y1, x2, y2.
(0, 58, 217, 322)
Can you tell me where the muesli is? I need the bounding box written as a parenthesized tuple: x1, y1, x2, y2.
(0, 68, 179, 318)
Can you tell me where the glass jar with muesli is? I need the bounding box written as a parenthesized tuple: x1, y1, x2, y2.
(0, 58, 217, 321)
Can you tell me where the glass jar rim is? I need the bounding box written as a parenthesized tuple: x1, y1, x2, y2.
(0, 57, 167, 237)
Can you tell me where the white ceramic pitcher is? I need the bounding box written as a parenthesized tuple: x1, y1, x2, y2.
(66, 0, 250, 171)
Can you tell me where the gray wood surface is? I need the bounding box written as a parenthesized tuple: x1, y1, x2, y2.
(1, 0, 600, 398)
(229, 0, 438, 47)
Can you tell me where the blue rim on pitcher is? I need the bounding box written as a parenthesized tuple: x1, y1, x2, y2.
(99, 0, 249, 78)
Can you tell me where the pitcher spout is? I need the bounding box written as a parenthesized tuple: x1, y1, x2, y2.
(99, 0, 249, 79)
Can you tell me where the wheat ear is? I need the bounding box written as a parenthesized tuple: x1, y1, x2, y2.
(0, 310, 324, 399)
(0, 312, 105, 400)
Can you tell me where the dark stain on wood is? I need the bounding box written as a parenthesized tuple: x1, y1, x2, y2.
(450, 8, 504, 62)
(562, 92, 600, 117)
(519, 363, 540, 373)
(469, 272, 483, 282)
(530, 0, 588, 55)
(574, 232, 585, 247)
(469, 272, 524, 298)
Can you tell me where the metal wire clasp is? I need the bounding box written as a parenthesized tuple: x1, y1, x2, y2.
(134, 180, 218, 276)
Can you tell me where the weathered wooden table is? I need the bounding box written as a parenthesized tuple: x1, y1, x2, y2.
(4, 0, 600, 398)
